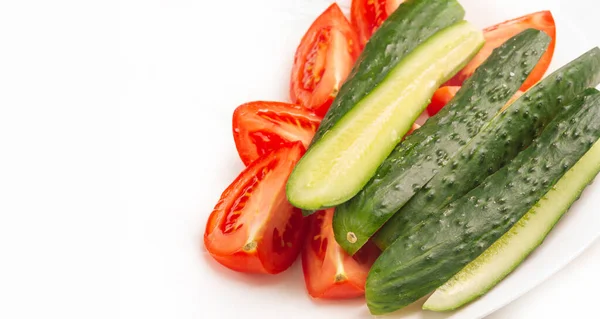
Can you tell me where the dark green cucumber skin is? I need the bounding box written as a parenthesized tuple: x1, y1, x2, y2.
(374, 47, 600, 250)
(310, 0, 464, 144)
(366, 89, 600, 315)
(333, 29, 551, 254)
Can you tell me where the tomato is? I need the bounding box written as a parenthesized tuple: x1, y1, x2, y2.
(427, 86, 524, 116)
(204, 142, 306, 274)
(302, 209, 380, 299)
(447, 11, 556, 91)
(351, 0, 403, 47)
(290, 3, 361, 117)
(426, 86, 461, 117)
(406, 123, 420, 136)
(233, 101, 321, 166)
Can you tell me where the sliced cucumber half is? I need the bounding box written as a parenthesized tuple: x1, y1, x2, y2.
(424, 140, 600, 311)
(286, 21, 484, 210)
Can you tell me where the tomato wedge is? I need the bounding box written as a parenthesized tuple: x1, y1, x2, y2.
(426, 86, 461, 117)
(447, 11, 556, 91)
(351, 0, 403, 48)
(302, 209, 380, 299)
(427, 86, 524, 116)
(233, 101, 321, 166)
(290, 3, 361, 117)
(204, 142, 306, 274)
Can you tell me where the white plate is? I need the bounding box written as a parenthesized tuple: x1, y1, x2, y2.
(118, 0, 600, 318)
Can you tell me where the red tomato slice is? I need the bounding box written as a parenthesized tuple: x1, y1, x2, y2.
(351, 0, 403, 48)
(233, 101, 321, 166)
(204, 142, 306, 274)
(426, 86, 461, 117)
(427, 86, 524, 116)
(447, 11, 556, 91)
(302, 209, 380, 299)
(290, 3, 361, 117)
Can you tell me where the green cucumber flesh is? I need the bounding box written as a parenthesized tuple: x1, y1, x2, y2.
(286, 21, 484, 210)
(333, 29, 550, 255)
(423, 139, 600, 311)
(366, 89, 600, 315)
(287, 0, 467, 212)
(374, 47, 600, 250)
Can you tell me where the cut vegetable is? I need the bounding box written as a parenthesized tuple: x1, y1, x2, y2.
(374, 47, 600, 250)
(351, 0, 404, 48)
(426, 86, 461, 116)
(302, 208, 380, 299)
(233, 101, 321, 166)
(334, 29, 550, 255)
(310, 0, 465, 144)
(286, 0, 472, 211)
(424, 138, 600, 311)
(204, 142, 306, 274)
(366, 89, 600, 315)
(290, 4, 361, 116)
(286, 21, 483, 210)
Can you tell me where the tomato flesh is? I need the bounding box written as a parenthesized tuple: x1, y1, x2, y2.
(351, 0, 403, 48)
(302, 29, 331, 92)
(204, 142, 306, 274)
(302, 209, 380, 299)
(446, 11, 556, 91)
(291, 3, 361, 117)
(426, 86, 461, 117)
(233, 101, 321, 166)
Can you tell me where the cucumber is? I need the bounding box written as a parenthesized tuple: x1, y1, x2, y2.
(286, 0, 483, 211)
(333, 29, 551, 254)
(366, 89, 600, 315)
(374, 47, 600, 250)
(424, 139, 600, 311)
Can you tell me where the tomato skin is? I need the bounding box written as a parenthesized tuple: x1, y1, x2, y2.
(447, 11, 556, 91)
(351, 0, 403, 48)
(291, 3, 361, 117)
(426, 86, 461, 116)
(302, 209, 380, 299)
(204, 142, 306, 274)
(233, 101, 321, 166)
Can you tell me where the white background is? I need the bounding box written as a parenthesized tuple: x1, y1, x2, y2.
(0, 0, 598, 318)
